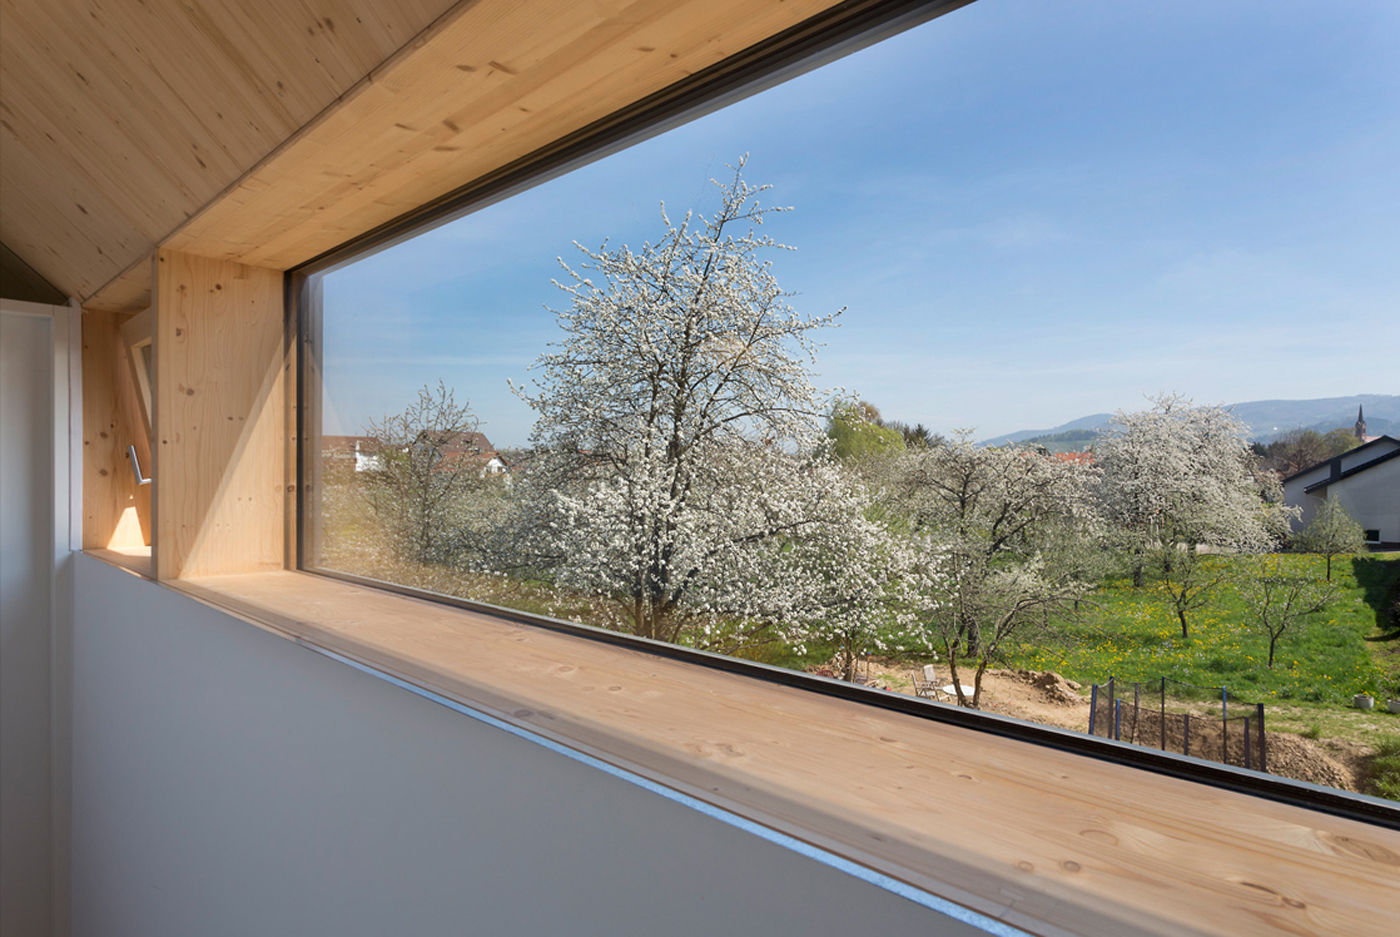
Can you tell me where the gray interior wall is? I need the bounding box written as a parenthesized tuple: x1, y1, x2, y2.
(0, 309, 55, 937)
(71, 554, 988, 937)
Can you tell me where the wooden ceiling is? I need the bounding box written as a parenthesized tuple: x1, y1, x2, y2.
(1, 0, 859, 311)
(1, 0, 458, 304)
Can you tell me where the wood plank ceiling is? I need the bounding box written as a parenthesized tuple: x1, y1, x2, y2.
(1, 0, 853, 311)
(0, 0, 458, 305)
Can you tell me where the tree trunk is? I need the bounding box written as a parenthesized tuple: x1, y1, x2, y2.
(840, 636, 857, 683)
(1177, 607, 1189, 640)
(971, 660, 989, 709)
(947, 653, 967, 707)
(1325, 553, 1332, 582)
(1267, 634, 1278, 669)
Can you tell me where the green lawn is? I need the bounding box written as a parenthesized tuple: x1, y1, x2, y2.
(1004, 552, 1400, 707)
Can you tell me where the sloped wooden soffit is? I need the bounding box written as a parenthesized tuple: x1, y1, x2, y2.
(0, 0, 458, 303)
(1, 0, 849, 311)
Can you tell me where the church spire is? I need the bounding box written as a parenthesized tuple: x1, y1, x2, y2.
(1355, 404, 1367, 441)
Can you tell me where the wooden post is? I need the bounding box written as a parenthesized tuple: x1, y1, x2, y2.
(154, 249, 290, 579)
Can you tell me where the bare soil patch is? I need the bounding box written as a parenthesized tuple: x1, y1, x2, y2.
(846, 659, 1371, 793)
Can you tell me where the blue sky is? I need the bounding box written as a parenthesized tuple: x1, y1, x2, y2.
(320, 0, 1400, 447)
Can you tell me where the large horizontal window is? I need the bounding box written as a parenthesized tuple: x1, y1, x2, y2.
(299, 0, 1400, 805)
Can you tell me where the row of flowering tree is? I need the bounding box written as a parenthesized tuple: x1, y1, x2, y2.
(348, 161, 1297, 707)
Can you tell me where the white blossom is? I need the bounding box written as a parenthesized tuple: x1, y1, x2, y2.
(1096, 394, 1296, 578)
(504, 160, 904, 670)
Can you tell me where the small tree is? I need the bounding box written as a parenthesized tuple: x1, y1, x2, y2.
(363, 381, 484, 565)
(1295, 500, 1367, 581)
(1238, 557, 1335, 667)
(1158, 548, 1225, 639)
(827, 400, 905, 462)
(781, 492, 925, 682)
(886, 434, 1101, 707)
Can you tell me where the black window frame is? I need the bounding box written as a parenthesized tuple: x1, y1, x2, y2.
(287, 0, 1400, 829)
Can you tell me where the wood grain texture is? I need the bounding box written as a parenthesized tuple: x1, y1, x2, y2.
(165, 0, 847, 270)
(1, 0, 459, 300)
(80, 309, 148, 548)
(171, 570, 1400, 937)
(153, 250, 287, 579)
(83, 258, 152, 314)
(4, 0, 847, 306)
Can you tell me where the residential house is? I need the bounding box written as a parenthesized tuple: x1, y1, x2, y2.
(1283, 435, 1400, 546)
(430, 430, 509, 478)
(321, 434, 385, 476)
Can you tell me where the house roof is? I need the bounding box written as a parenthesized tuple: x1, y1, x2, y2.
(435, 431, 496, 457)
(1280, 434, 1400, 484)
(1052, 451, 1095, 465)
(321, 435, 381, 453)
(1302, 445, 1400, 493)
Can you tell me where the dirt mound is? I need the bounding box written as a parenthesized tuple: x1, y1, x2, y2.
(1265, 734, 1356, 791)
(991, 668, 1083, 706)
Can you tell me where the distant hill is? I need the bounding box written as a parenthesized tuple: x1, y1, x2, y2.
(980, 414, 1112, 448)
(981, 394, 1399, 448)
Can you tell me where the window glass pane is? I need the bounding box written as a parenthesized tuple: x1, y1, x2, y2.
(309, 0, 1400, 800)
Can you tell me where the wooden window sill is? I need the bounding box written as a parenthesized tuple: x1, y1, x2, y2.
(147, 569, 1396, 937)
(86, 546, 152, 579)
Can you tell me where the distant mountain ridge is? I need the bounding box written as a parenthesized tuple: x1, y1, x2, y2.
(979, 394, 1400, 448)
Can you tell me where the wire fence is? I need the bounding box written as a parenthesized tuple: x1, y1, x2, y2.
(1087, 676, 1267, 772)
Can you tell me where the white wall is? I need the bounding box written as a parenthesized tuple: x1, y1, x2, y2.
(70, 555, 994, 937)
(1329, 458, 1400, 544)
(0, 308, 55, 937)
(1284, 441, 1400, 540)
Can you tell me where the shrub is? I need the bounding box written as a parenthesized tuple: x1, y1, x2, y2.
(1368, 737, 1400, 801)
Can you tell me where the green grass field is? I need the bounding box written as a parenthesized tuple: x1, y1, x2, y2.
(322, 479, 1400, 751)
(1004, 552, 1400, 708)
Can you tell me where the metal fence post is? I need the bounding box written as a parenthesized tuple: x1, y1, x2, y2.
(1160, 676, 1166, 752)
(1089, 683, 1098, 736)
(1132, 683, 1141, 744)
(1107, 676, 1115, 735)
(1221, 686, 1229, 764)
(1257, 702, 1267, 773)
(1114, 698, 1122, 741)
(1184, 713, 1190, 757)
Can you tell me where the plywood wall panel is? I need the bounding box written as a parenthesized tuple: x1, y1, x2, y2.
(153, 250, 288, 579)
(80, 310, 148, 549)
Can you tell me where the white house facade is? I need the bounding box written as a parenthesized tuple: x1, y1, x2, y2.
(1282, 435, 1400, 546)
